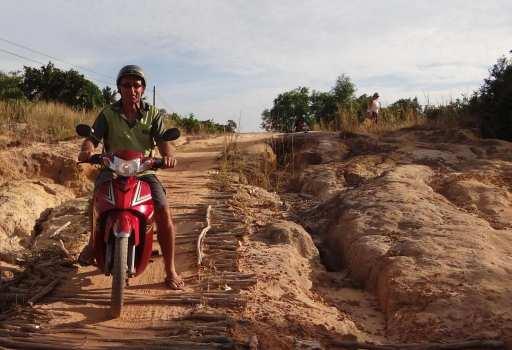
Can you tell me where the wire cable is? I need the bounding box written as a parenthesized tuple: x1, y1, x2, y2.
(0, 36, 114, 82)
(0, 47, 46, 66)
(0, 46, 112, 86)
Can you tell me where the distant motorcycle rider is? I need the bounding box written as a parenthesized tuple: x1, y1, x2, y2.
(77, 65, 184, 290)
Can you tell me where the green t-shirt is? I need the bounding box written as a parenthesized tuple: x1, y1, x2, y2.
(90, 100, 166, 157)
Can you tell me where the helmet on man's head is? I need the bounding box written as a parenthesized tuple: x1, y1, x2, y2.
(116, 65, 146, 87)
(373, 92, 379, 98)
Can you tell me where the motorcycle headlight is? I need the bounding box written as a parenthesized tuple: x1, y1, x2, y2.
(110, 156, 141, 177)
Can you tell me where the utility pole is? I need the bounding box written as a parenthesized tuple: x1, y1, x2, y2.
(153, 85, 156, 106)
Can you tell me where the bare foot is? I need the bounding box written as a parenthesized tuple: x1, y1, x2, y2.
(165, 272, 184, 290)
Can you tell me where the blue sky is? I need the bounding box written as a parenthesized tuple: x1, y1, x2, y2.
(1, 0, 511, 131)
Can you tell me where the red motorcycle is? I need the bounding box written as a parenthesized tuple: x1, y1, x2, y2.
(76, 124, 180, 317)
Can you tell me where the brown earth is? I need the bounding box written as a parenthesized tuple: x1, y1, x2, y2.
(281, 129, 512, 344)
(0, 128, 511, 349)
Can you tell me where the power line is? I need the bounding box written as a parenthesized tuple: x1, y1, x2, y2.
(1, 46, 173, 110)
(0, 37, 174, 106)
(0, 47, 46, 66)
(0, 46, 112, 86)
(0, 36, 114, 82)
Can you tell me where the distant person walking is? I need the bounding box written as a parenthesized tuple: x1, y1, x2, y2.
(367, 92, 381, 122)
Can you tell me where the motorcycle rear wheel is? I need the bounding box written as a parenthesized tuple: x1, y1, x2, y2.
(111, 236, 128, 318)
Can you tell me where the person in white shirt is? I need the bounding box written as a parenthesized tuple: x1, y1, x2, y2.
(367, 92, 381, 121)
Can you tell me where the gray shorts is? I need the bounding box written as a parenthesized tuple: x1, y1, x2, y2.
(94, 170, 168, 208)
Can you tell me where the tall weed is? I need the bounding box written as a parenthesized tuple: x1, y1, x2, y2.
(0, 100, 97, 143)
(329, 102, 472, 135)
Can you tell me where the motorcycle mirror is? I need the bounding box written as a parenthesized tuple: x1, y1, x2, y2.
(161, 128, 180, 141)
(76, 124, 93, 138)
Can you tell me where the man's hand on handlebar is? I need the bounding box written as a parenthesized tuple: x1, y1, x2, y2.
(78, 150, 93, 162)
(161, 155, 177, 169)
(78, 139, 95, 162)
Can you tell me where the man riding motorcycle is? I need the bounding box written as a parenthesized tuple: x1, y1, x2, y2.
(77, 65, 184, 290)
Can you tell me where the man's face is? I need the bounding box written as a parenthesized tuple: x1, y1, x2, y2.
(119, 75, 145, 105)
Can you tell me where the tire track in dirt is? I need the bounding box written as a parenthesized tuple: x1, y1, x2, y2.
(0, 137, 255, 349)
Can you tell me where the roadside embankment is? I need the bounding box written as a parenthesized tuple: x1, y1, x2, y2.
(270, 129, 512, 342)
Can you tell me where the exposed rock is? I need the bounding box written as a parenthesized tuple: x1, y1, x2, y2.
(441, 177, 512, 229)
(233, 185, 283, 209)
(257, 220, 319, 259)
(0, 180, 74, 261)
(240, 142, 277, 166)
(0, 140, 95, 195)
(273, 132, 350, 167)
(297, 128, 512, 342)
(343, 155, 395, 186)
(298, 164, 344, 200)
(295, 137, 350, 165)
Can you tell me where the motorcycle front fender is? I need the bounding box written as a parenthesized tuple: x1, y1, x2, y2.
(104, 211, 141, 245)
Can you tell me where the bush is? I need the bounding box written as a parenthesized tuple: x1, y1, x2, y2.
(166, 112, 236, 135)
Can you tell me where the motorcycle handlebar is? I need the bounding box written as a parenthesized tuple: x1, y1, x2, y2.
(152, 158, 164, 168)
(79, 154, 166, 170)
(89, 154, 103, 164)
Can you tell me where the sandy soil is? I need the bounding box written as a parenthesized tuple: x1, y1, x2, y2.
(1, 129, 512, 349)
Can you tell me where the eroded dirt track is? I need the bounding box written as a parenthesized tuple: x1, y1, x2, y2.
(0, 137, 257, 349)
(5, 129, 508, 348)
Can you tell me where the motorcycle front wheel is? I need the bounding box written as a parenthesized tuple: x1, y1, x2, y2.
(111, 236, 128, 318)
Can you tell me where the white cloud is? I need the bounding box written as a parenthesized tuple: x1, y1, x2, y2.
(0, 0, 511, 130)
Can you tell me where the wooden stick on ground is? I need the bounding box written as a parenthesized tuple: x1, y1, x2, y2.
(49, 221, 71, 238)
(27, 278, 61, 306)
(57, 239, 73, 260)
(197, 205, 212, 266)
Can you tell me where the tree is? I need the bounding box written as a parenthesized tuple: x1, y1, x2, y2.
(261, 87, 310, 132)
(78, 80, 105, 110)
(389, 97, 420, 111)
(0, 71, 25, 100)
(310, 90, 337, 123)
(102, 86, 117, 105)
(21, 62, 105, 110)
(389, 97, 421, 119)
(260, 74, 356, 131)
(180, 113, 201, 133)
(472, 54, 512, 140)
(226, 119, 237, 132)
(332, 74, 356, 106)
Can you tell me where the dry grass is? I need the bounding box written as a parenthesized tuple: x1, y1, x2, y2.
(313, 104, 474, 136)
(0, 100, 97, 144)
(214, 132, 294, 194)
(215, 132, 242, 191)
(334, 106, 425, 135)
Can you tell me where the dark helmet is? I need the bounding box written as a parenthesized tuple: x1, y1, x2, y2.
(116, 65, 146, 87)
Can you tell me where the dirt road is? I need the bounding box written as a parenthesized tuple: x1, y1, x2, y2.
(0, 134, 263, 349)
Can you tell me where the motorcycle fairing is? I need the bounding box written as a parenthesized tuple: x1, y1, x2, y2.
(92, 178, 156, 276)
(95, 179, 155, 218)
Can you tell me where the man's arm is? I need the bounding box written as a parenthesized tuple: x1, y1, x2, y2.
(77, 111, 107, 161)
(157, 141, 177, 168)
